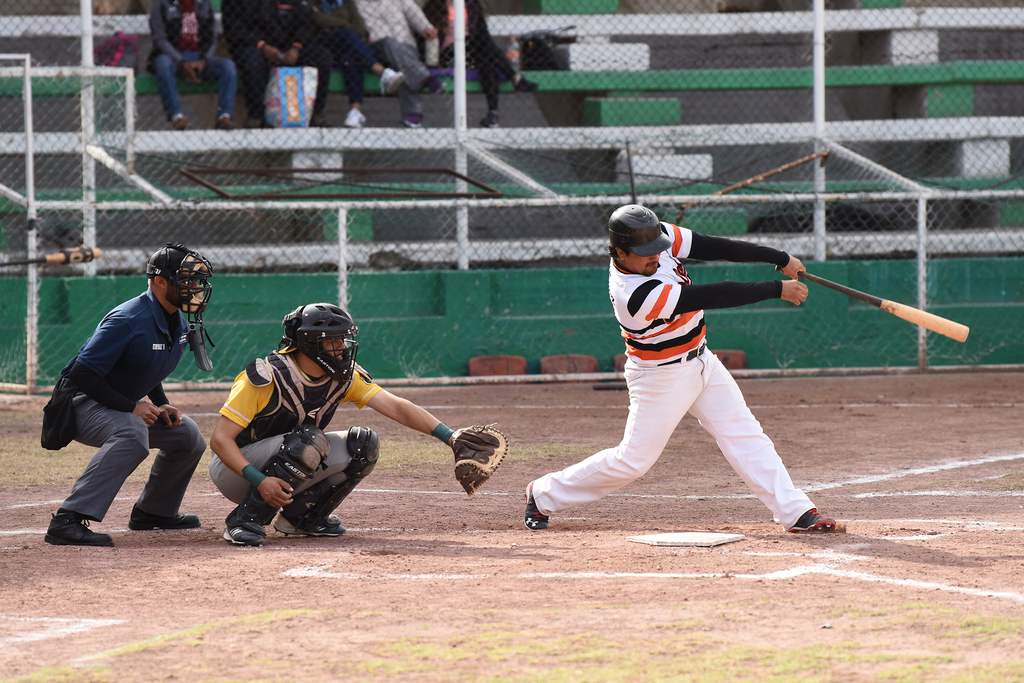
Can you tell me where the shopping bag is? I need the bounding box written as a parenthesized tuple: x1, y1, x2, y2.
(264, 66, 318, 128)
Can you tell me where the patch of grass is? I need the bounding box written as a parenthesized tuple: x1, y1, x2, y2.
(944, 616, 1024, 643)
(0, 436, 219, 486)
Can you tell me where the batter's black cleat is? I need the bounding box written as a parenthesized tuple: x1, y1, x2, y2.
(787, 508, 837, 533)
(273, 513, 346, 537)
(524, 484, 549, 531)
(223, 523, 266, 546)
(128, 504, 200, 530)
(44, 509, 114, 547)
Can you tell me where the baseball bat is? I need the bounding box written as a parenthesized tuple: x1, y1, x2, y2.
(798, 271, 969, 343)
(0, 246, 102, 267)
(625, 140, 638, 203)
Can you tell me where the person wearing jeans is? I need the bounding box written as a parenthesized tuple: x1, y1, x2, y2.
(223, 0, 335, 128)
(354, 0, 446, 128)
(148, 0, 237, 130)
(423, 0, 537, 128)
(152, 50, 237, 130)
(311, 0, 404, 128)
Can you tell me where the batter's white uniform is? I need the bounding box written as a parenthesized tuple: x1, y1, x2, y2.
(530, 223, 816, 529)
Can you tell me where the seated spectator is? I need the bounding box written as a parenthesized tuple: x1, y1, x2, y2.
(423, 0, 536, 129)
(353, 0, 447, 128)
(148, 0, 237, 130)
(223, 0, 334, 128)
(311, 0, 405, 128)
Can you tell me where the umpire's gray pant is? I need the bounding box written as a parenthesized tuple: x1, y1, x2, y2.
(370, 37, 430, 116)
(209, 430, 354, 505)
(60, 395, 207, 522)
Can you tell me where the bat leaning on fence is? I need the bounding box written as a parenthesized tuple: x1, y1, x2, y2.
(0, 247, 102, 267)
(798, 271, 970, 343)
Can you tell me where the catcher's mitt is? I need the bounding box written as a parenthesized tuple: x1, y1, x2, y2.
(450, 425, 508, 496)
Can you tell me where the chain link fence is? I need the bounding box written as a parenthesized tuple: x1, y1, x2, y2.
(3, 0, 1023, 390)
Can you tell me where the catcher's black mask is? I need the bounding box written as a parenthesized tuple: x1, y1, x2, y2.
(281, 303, 359, 383)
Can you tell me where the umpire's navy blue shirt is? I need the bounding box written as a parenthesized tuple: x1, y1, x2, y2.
(64, 288, 188, 401)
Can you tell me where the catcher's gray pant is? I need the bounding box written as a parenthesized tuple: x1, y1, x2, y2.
(530, 347, 815, 529)
(370, 37, 430, 116)
(209, 430, 354, 505)
(61, 395, 207, 522)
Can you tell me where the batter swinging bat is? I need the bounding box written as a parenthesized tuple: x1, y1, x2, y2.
(798, 271, 970, 343)
(0, 247, 102, 267)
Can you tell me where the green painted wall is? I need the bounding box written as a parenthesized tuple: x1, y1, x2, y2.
(1, 257, 1022, 387)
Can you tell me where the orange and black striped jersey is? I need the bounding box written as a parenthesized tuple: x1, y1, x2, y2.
(609, 223, 790, 365)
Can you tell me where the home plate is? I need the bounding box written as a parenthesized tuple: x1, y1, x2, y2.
(627, 532, 745, 547)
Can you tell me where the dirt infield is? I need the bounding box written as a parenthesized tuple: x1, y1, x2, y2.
(2, 372, 1023, 682)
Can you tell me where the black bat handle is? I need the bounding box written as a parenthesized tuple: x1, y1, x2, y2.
(798, 271, 884, 309)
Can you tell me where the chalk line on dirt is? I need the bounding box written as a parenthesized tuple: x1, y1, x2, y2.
(0, 616, 127, 648)
(280, 562, 1024, 605)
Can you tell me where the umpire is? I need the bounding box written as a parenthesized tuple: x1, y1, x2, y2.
(44, 243, 214, 547)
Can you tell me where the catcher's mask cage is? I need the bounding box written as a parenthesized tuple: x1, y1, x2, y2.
(608, 204, 672, 257)
(146, 242, 215, 371)
(281, 303, 359, 383)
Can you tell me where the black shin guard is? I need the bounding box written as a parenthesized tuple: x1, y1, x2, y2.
(226, 425, 330, 533)
(294, 426, 379, 529)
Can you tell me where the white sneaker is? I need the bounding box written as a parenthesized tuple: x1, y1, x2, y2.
(379, 67, 405, 95)
(344, 108, 367, 128)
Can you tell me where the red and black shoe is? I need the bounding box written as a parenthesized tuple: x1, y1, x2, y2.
(787, 508, 837, 533)
(524, 483, 549, 531)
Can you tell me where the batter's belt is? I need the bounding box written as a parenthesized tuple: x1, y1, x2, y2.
(656, 340, 707, 366)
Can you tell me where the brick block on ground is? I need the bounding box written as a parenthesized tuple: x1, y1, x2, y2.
(540, 354, 600, 375)
(614, 353, 627, 373)
(712, 349, 748, 370)
(468, 355, 529, 376)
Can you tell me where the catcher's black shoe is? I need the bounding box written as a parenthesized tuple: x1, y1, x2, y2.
(524, 484, 549, 531)
(44, 509, 114, 547)
(128, 504, 200, 530)
(787, 508, 837, 533)
(223, 523, 266, 546)
(274, 512, 347, 537)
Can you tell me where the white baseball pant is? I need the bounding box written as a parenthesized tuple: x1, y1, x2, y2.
(530, 347, 814, 529)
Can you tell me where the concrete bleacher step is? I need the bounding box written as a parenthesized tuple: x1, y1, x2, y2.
(584, 97, 680, 126)
(615, 147, 713, 183)
(524, 0, 618, 13)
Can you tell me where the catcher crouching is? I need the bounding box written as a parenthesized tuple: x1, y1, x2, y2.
(209, 302, 507, 547)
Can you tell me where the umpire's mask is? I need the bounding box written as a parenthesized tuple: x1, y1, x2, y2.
(147, 242, 215, 371)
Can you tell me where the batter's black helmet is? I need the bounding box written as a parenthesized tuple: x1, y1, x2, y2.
(281, 303, 359, 383)
(608, 204, 671, 256)
(146, 242, 213, 317)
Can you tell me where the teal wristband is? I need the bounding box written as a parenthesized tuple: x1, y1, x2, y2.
(241, 464, 267, 488)
(431, 423, 455, 444)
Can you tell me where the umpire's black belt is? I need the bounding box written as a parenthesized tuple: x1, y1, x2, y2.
(657, 341, 707, 366)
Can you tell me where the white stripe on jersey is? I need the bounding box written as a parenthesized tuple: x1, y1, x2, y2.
(609, 223, 706, 365)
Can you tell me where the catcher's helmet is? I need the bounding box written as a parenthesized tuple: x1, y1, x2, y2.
(608, 204, 671, 257)
(281, 303, 359, 383)
(146, 242, 213, 317)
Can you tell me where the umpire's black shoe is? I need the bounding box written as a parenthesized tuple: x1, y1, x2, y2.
(524, 483, 549, 531)
(128, 504, 201, 530)
(44, 509, 114, 547)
